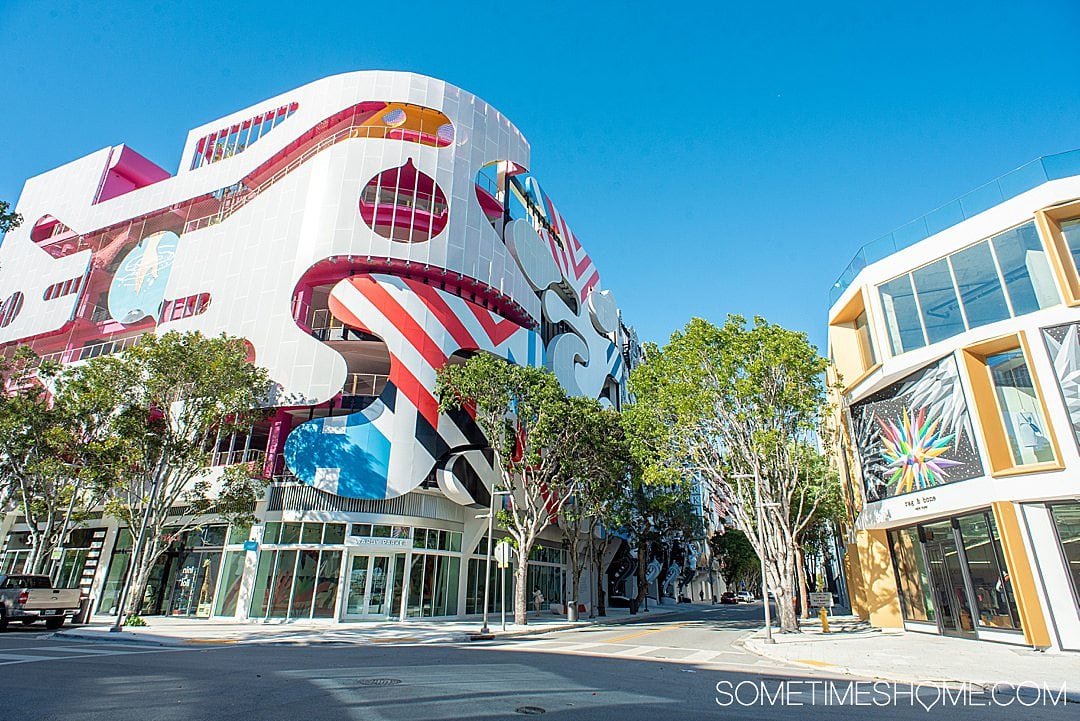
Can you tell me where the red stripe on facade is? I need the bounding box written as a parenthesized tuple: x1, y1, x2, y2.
(349, 277, 449, 370)
(387, 351, 440, 429)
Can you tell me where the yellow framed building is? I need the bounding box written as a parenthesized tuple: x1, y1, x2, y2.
(828, 150, 1080, 651)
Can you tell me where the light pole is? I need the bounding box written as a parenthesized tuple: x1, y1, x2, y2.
(733, 473, 775, 644)
(477, 488, 511, 636)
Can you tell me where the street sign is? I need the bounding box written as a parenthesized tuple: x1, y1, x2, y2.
(494, 541, 514, 568)
(809, 592, 834, 608)
(243, 540, 258, 552)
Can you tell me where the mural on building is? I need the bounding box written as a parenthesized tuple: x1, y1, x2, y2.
(851, 356, 983, 502)
(1042, 321, 1080, 447)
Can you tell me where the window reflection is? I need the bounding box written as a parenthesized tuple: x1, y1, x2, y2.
(987, 350, 1054, 466)
(956, 512, 1018, 629)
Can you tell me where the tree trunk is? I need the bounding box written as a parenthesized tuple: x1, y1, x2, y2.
(514, 556, 529, 625)
(796, 545, 810, 619)
(633, 537, 649, 613)
(568, 540, 579, 622)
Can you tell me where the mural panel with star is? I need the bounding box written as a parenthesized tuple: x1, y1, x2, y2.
(851, 355, 984, 502)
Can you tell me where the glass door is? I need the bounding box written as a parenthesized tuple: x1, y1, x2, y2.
(342, 554, 399, 619)
(925, 538, 976, 637)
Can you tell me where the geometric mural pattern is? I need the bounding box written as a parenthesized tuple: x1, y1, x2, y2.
(851, 355, 984, 502)
(1042, 321, 1080, 449)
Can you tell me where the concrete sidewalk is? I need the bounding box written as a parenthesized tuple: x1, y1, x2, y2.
(741, 615, 1080, 701)
(53, 602, 690, 647)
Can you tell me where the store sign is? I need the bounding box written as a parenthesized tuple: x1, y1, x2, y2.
(243, 540, 258, 552)
(345, 535, 411, 549)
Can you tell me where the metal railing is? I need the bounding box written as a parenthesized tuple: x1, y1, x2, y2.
(830, 148, 1080, 305)
(343, 373, 387, 397)
(211, 448, 266, 467)
(37, 334, 143, 366)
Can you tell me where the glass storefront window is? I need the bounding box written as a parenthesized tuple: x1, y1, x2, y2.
(1058, 218, 1080, 279)
(213, 551, 245, 617)
(323, 524, 346, 545)
(290, 550, 319, 618)
(301, 523, 322, 544)
(890, 527, 935, 622)
(249, 550, 276, 618)
(263, 522, 281, 544)
(352, 523, 372, 538)
(1049, 503, 1080, 602)
(912, 259, 965, 343)
(991, 223, 1059, 314)
(279, 523, 302, 544)
(227, 524, 251, 545)
(955, 512, 1018, 629)
(950, 241, 1009, 328)
(986, 350, 1055, 465)
(313, 551, 342, 618)
(880, 275, 926, 354)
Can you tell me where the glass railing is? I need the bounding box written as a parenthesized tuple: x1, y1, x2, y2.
(830, 148, 1080, 305)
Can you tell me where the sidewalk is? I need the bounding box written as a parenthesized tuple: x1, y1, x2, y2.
(741, 615, 1080, 701)
(53, 602, 690, 647)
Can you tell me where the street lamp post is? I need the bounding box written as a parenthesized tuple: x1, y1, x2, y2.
(478, 488, 511, 636)
(733, 473, 775, 645)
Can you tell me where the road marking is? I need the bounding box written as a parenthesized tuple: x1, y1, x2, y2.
(601, 622, 690, 644)
(183, 638, 238, 644)
(370, 636, 419, 643)
(793, 658, 837, 667)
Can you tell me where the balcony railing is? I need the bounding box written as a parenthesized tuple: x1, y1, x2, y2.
(830, 148, 1080, 305)
(37, 334, 143, 366)
(211, 448, 265, 467)
(343, 373, 387, 397)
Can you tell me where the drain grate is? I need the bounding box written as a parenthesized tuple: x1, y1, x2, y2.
(515, 707, 546, 715)
(357, 678, 402, 687)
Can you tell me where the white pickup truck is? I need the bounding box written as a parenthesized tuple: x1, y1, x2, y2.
(0, 574, 82, 630)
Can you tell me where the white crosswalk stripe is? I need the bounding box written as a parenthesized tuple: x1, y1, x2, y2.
(0, 642, 190, 666)
(480, 636, 773, 667)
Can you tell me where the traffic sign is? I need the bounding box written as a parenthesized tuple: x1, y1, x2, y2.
(494, 541, 514, 568)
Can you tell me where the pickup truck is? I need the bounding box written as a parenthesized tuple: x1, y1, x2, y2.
(0, 574, 82, 630)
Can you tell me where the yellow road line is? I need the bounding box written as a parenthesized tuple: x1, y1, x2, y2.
(602, 622, 690, 644)
(793, 659, 837, 667)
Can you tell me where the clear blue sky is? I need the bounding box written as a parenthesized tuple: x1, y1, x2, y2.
(2, 0, 1078, 353)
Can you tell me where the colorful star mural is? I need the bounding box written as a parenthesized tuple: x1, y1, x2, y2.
(878, 407, 964, 495)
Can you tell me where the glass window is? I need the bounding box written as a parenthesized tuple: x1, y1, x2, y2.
(248, 550, 277, 618)
(266, 549, 297, 618)
(956, 512, 1018, 629)
(313, 551, 341, 618)
(323, 523, 346, 545)
(853, 311, 877, 368)
(371, 525, 391, 538)
(213, 551, 246, 617)
(987, 350, 1055, 466)
(879, 275, 925, 354)
(950, 241, 1009, 328)
(351, 523, 372, 538)
(227, 524, 251, 545)
(301, 523, 322, 544)
(414, 529, 428, 548)
(890, 528, 935, 623)
(992, 223, 1059, 315)
(449, 532, 462, 553)
(1059, 218, 1080, 278)
(1049, 503, 1080, 603)
(279, 522, 301, 544)
(912, 259, 965, 343)
(263, 522, 281, 544)
(290, 550, 319, 618)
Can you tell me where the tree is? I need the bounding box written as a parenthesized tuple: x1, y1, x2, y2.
(552, 399, 631, 621)
(0, 200, 21, 234)
(436, 353, 584, 625)
(791, 452, 844, 616)
(628, 315, 831, 632)
(74, 331, 271, 617)
(0, 347, 119, 575)
(708, 526, 759, 590)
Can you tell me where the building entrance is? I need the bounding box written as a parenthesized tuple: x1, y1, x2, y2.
(922, 525, 976, 637)
(342, 553, 406, 620)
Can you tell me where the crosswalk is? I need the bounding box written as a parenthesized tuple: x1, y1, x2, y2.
(0, 641, 189, 666)
(476, 635, 769, 668)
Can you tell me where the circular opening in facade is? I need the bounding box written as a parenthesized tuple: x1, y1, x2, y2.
(382, 109, 407, 128)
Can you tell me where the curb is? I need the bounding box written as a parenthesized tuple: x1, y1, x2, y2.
(50, 607, 684, 649)
(739, 635, 1080, 704)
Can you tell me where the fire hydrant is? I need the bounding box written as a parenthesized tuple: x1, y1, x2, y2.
(819, 605, 830, 633)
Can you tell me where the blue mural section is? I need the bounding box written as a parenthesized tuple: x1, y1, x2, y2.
(107, 230, 180, 324)
(283, 403, 393, 499)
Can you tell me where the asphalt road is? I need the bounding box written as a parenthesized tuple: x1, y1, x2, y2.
(0, 604, 1073, 720)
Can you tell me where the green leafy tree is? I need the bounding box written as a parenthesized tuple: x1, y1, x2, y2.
(627, 315, 831, 632)
(708, 526, 759, 590)
(436, 353, 586, 625)
(0, 200, 21, 234)
(553, 399, 631, 620)
(73, 331, 271, 616)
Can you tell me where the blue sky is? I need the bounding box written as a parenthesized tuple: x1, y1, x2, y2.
(2, 0, 1078, 352)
